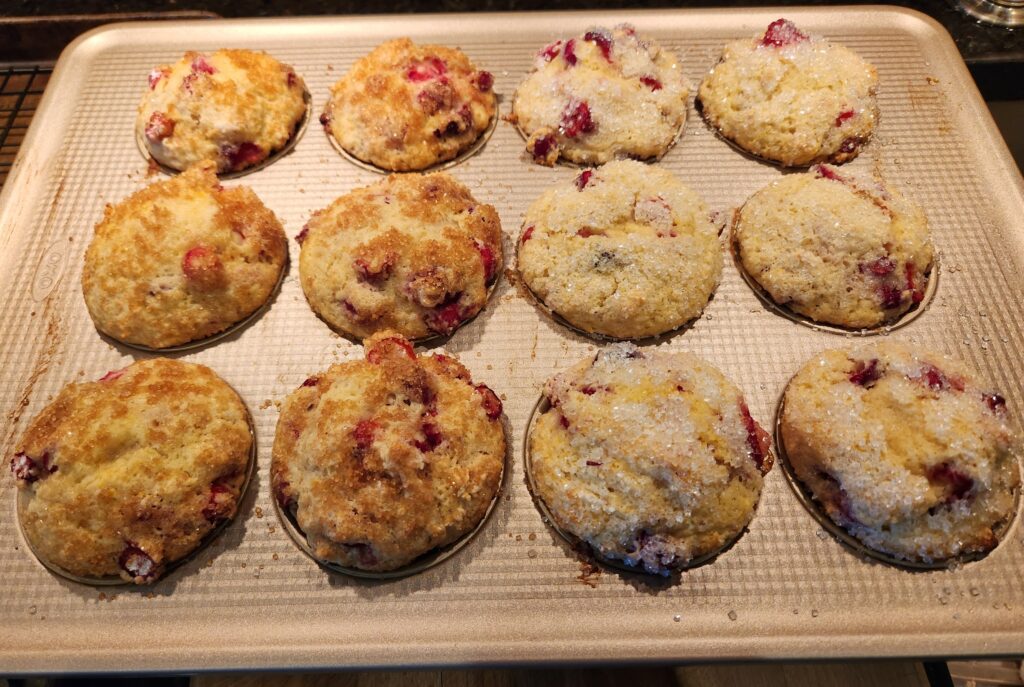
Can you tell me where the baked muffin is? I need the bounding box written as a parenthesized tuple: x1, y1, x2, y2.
(734, 165, 932, 329)
(321, 38, 496, 171)
(780, 342, 1021, 564)
(11, 359, 252, 584)
(271, 332, 505, 572)
(511, 24, 690, 166)
(517, 160, 721, 339)
(528, 344, 773, 575)
(82, 163, 288, 349)
(138, 49, 307, 174)
(299, 172, 502, 340)
(697, 19, 878, 167)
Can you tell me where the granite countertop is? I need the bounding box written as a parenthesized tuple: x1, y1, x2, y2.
(2, 0, 1021, 63)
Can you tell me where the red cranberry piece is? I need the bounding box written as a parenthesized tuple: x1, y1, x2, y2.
(319, 112, 332, 127)
(915, 364, 964, 392)
(474, 70, 494, 91)
(848, 358, 882, 387)
(905, 263, 924, 303)
(406, 56, 447, 82)
(119, 545, 158, 582)
(563, 39, 578, 66)
(11, 453, 42, 483)
(341, 299, 359, 318)
(99, 368, 125, 382)
(144, 112, 175, 143)
(583, 31, 614, 61)
(521, 226, 535, 243)
(148, 68, 169, 89)
(761, 19, 809, 47)
(575, 170, 594, 191)
(835, 109, 855, 127)
(927, 462, 974, 502)
(223, 142, 264, 170)
(984, 393, 1007, 414)
(301, 376, 319, 387)
(296, 225, 310, 245)
(814, 164, 845, 183)
(586, 460, 603, 466)
(878, 283, 903, 309)
(530, 134, 556, 162)
(839, 136, 862, 154)
(354, 256, 394, 284)
(274, 480, 294, 510)
(191, 56, 216, 74)
(580, 385, 598, 395)
(473, 240, 498, 285)
(413, 422, 443, 452)
(182, 246, 225, 289)
(425, 298, 465, 336)
(352, 419, 379, 449)
(738, 401, 770, 471)
(286, 71, 297, 88)
(559, 413, 571, 429)
(202, 482, 234, 523)
(576, 227, 603, 238)
(560, 101, 595, 138)
(367, 336, 415, 364)
(474, 384, 503, 420)
(342, 542, 378, 567)
(639, 75, 663, 91)
(539, 41, 563, 61)
(861, 256, 895, 276)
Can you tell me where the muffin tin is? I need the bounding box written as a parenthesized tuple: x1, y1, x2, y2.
(1, 7, 1024, 673)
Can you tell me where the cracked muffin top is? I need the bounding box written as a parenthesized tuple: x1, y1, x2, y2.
(528, 344, 773, 575)
(298, 172, 502, 341)
(697, 19, 878, 167)
(82, 163, 288, 349)
(781, 342, 1021, 564)
(12, 359, 252, 584)
(138, 49, 307, 174)
(271, 332, 506, 572)
(517, 159, 721, 339)
(511, 24, 690, 166)
(734, 164, 932, 329)
(321, 38, 497, 171)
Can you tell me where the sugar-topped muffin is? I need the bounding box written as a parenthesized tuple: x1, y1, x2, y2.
(298, 172, 502, 340)
(82, 163, 288, 349)
(781, 342, 1021, 564)
(511, 24, 690, 166)
(734, 164, 932, 329)
(697, 19, 878, 167)
(138, 49, 307, 174)
(271, 332, 505, 572)
(528, 345, 773, 575)
(11, 359, 252, 583)
(517, 160, 721, 339)
(321, 38, 496, 171)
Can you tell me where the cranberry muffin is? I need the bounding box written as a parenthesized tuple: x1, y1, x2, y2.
(271, 332, 505, 572)
(734, 164, 933, 329)
(11, 359, 252, 584)
(298, 172, 502, 340)
(321, 38, 496, 171)
(780, 342, 1021, 564)
(138, 49, 307, 174)
(698, 19, 878, 167)
(517, 160, 721, 339)
(82, 163, 288, 349)
(528, 344, 773, 575)
(511, 24, 690, 166)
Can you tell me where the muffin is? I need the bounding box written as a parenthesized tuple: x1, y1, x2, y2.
(697, 19, 878, 167)
(271, 332, 505, 572)
(780, 342, 1021, 564)
(528, 344, 773, 575)
(11, 359, 252, 584)
(733, 164, 932, 329)
(321, 38, 496, 171)
(82, 163, 288, 349)
(298, 172, 502, 340)
(138, 49, 307, 174)
(517, 160, 721, 339)
(511, 24, 690, 166)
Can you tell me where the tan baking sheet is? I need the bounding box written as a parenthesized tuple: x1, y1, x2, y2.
(1, 7, 1024, 674)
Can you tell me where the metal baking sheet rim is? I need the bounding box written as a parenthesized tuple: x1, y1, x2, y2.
(3, 6, 1024, 674)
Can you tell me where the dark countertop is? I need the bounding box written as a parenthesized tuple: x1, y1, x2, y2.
(2, 0, 1022, 63)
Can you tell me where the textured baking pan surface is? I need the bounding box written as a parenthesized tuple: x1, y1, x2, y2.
(1, 6, 1023, 674)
